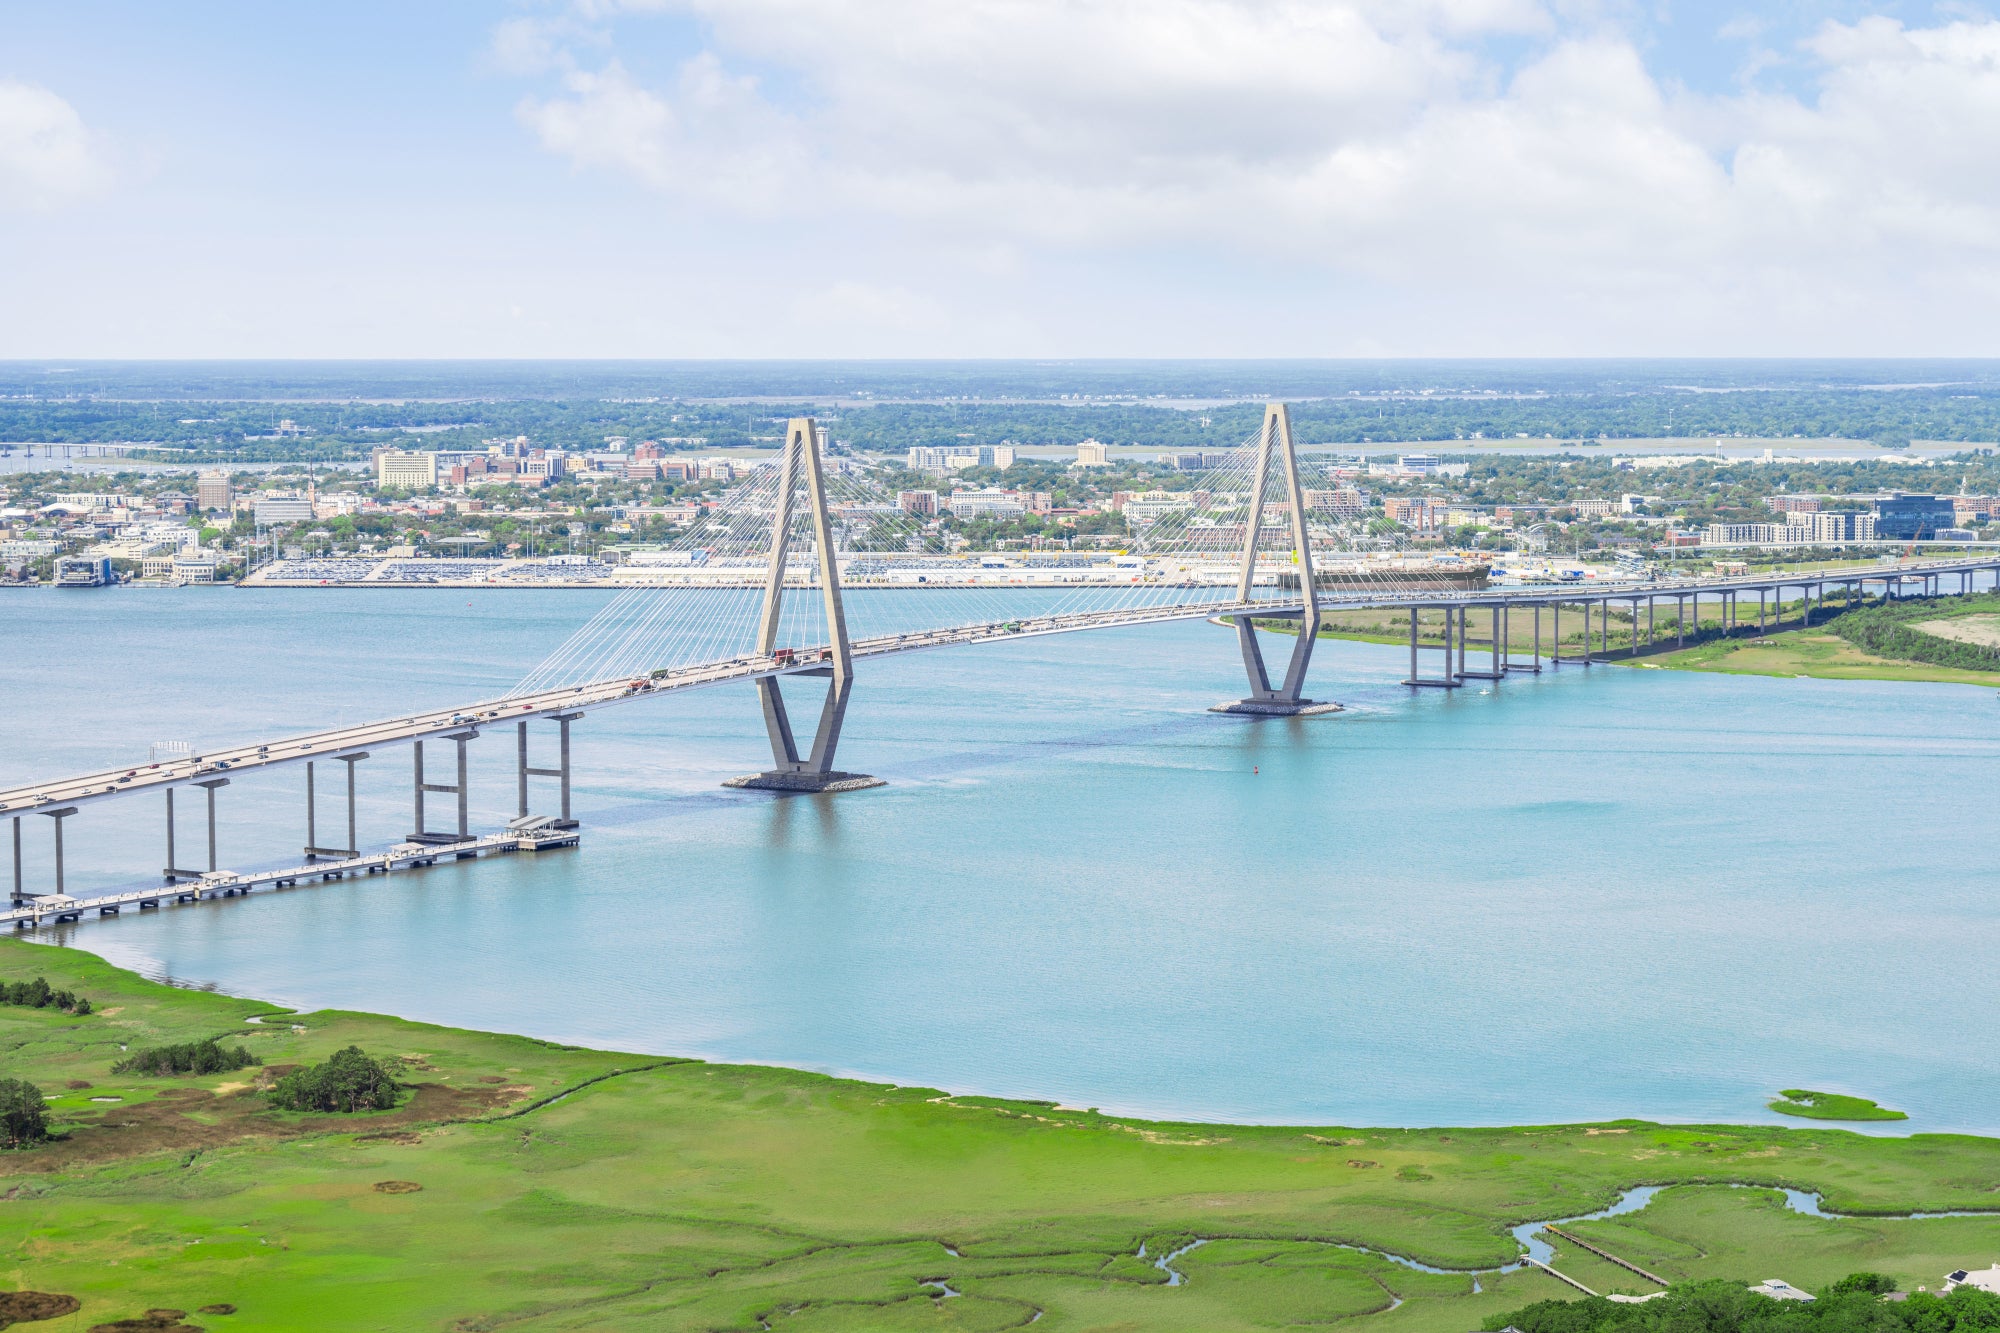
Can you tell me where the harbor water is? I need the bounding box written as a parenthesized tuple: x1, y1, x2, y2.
(4, 587, 1998, 1131)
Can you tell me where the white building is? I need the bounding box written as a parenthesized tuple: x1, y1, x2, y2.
(1073, 439, 1109, 467)
(948, 489, 1026, 520)
(1704, 522, 1778, 545)
(1747, 1280, 1814, 1302)
(172, 554, 220, 583)
(1945, 1266, 2000, 1295)
(253, 498, 314, 524)
(376, 450, 439, 489)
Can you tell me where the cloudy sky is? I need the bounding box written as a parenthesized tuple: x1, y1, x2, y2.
(3, 1, 1997, 358)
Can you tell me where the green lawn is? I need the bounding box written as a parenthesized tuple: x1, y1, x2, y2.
(4, 941, 2000, 1330)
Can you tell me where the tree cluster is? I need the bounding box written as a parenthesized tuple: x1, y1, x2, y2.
(1830, 595, 2000, 673)
(1486, 1275, 2000, 1333)
(266, 1046, 400, 1113)
(0, 1079, 49, 1149)
(3, 976, 90, 1015)
(112, 1039, 261, 1077)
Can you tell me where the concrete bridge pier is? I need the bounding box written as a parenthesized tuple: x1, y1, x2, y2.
(164, 781, 226, 881)
(411, 732, 477, 844)
(518, 714, 580, 827)
(9, 817, 21, 906)
(1506, 604, 1544, 673)
(305, 752, 367, 861)
(1404, 606, 1460, 688)
(1459, 605, 1506, 681)
(41, 806, 77, 898)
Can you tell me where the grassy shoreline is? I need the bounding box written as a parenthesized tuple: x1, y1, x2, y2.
(4, 940, 2000, 1330)
(1268, 594, 2000, 689)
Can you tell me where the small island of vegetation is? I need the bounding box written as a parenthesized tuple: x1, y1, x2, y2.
(1771, 1090, 1909, 1121)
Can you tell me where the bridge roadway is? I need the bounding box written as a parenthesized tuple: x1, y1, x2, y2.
(4, 554, 1997, 822)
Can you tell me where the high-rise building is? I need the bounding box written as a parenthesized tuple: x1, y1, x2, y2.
(196, 471, 232, 513)
(376, 450, 439, 489)
(1073, 440, 1109, 467)
(898, 490, 939, 517)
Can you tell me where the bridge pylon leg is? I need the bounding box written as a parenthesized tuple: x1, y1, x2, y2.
(1210, 404, 1341, 716)
(725, 417, 885, 793)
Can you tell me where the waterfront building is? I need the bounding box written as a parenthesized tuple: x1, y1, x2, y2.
(376, 450, 440, 490)
(53, 555, 114, 586)
(1073, 439, 1109, 467)
(196, 471, 233, 513)
(1871, 493, 1956, 541)
(172, 554, 219, 583)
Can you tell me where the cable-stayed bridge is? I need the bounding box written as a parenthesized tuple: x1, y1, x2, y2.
(9, 407, 2000, 915)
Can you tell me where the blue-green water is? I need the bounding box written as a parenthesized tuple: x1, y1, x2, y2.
(5, 587, 1999, 1131)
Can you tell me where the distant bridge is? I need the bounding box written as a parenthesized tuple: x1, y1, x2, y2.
(8, 409, 1999, 912)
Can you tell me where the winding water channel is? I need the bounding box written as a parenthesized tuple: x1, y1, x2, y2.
(1135, 1185, 2000, 1288)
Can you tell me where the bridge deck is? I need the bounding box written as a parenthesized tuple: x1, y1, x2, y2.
(3, 557, 1994, 820)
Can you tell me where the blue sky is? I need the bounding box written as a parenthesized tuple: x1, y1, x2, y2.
(3, 1, 1998, 358)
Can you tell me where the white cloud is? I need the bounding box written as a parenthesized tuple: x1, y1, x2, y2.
(516, 55, 804, 210)
(0, 80, 108, 212)
(495, 3, 2000, 351)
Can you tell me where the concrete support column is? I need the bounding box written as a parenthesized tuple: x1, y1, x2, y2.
(165, 789, 175, 882)
(306, 762, 316, 862)
(10, 816, 20, 906)
(343, 755, 362, 858)
(413, 741, 426, 839)
(1552, 602, 1560, 665)
(1493, 605, 1503, 677)
(197, 778, 228, 872)
(558, 717, 573, 825)
(456, 736, 469, 840)
(1533, 604, 1541, 667)
(1407, 606, 1418, 685)
(43, 808, 76, 897)
(516, 721, 529, 817)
